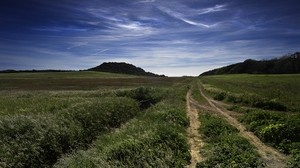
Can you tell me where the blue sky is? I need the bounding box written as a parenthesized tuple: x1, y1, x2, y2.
(0, 0, 299, 76)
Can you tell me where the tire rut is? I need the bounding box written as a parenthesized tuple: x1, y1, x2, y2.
(197, 83, 287, 168)
(186, 90, 204, 168)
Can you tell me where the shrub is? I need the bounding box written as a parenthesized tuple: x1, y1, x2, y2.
(115, 87, 163, 109)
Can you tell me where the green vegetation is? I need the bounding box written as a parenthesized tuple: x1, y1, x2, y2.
(201, 74, 300, 111)
(200, 74, 300, 167)
(0, 72, 192, 168)
(0, 97, 140, 168)
(0, 71, 182, 90)
(88, 62, 164, 77)
(54, 84, 191, 167)
(240, 110, 300, 167)
(197, 111, 263, 167)
(190, 79, 208, 105)
(200, 52, 300, 75)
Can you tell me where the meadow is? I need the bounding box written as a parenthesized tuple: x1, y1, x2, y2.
(0, 71, 191, 167)
(1, 72, 300, 167)
(200, 74, 300, 167)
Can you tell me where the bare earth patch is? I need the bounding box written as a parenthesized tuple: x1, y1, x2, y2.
(186, 90, 204, 168)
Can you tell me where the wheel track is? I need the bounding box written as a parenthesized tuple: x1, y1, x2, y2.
(197, 82, 287, 168)
(186, 90, 204, 168)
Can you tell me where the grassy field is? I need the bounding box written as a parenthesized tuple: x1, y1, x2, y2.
(0, 71, 183, 90)
(200, 74, 300, 167)
(201, 74, 300, 112)
(1, 72, 300, 167)
(0, 72, 192, 168)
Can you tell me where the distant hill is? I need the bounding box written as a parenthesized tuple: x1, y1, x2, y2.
(200, 52, 300, 76)
(88, 62, 164, 77)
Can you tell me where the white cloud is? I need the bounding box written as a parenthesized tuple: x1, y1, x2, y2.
(158, 6, 216, 28)
(137, 0, 155, 3)
(197, 4, 227, 15)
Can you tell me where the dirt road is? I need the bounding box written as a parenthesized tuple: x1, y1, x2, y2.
(186, 90, 203, 168)
(197, 83, 287, 168)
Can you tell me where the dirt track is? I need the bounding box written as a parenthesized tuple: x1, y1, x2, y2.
(186, 90, 203, 168)
(197, 83, 287, 168)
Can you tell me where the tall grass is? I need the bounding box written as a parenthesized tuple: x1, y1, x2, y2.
(54, 85, 191, 167)
(0, 97, 139, 168)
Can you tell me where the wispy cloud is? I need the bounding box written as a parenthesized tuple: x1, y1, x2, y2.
(197, 4, 227, 15)
(1, 0, 299, 75)
(136, 0, 156, 4)
(157, 6, 216, 28)
(32, 26, 87, 32)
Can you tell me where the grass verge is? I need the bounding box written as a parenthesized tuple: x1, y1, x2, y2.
(240, 110, 300, 167)
(197, 111, 264, 167)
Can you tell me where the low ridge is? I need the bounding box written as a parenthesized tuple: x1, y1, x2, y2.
(88, 62, 164, 77)
(200, 52, 300, 76)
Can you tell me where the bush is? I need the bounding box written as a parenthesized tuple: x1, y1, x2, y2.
(115, 87, 163, 109)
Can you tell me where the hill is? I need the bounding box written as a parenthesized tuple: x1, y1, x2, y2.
(200, 52, 300, 76)
(88, 62, 164, 77)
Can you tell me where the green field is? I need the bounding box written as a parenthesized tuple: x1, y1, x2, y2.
(200, 74, 300, 167)
(1, 72, 300, 167)
(0, 71, 183, 90)
(201, 74, 300, 112)
(0, 72, 191, 168)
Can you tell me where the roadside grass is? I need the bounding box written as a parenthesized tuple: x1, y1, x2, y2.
(200, 74, 300, 112)
(200, 74, 300, 167)
(54, 84, 191, 167)
(191, 79, 208, 105)
(202, 83, 287, 111)
(197, 111, 263, 167)
(239, 110, 300, 167)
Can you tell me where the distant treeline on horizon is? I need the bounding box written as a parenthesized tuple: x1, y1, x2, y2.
(200, 52, 300, 76)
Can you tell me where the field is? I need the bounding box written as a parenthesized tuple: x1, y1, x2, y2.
(0, 72, 191, 168)
(200, 74, 300, 167)
(0, 72, 299, 167)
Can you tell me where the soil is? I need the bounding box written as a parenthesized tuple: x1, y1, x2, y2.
(186, 90, 204, 168)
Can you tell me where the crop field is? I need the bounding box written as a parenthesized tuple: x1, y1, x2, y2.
(199, 74, 300, 167)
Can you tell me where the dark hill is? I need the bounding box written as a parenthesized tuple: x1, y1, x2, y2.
(200, 52, 300, 76)
(88, 62, 164, 77)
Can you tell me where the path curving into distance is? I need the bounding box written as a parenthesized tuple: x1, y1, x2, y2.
(197, 82, 287, 168)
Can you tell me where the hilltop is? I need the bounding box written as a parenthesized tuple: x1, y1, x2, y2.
(88, 62, 164, 77)
(200, 52, 300, 76)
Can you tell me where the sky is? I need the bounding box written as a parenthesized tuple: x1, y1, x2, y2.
(0, 0, 299, 76)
